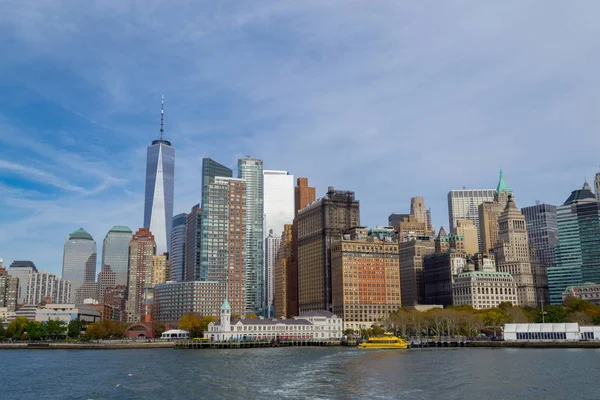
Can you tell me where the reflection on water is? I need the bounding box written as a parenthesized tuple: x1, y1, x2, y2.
(2, 347, 598, 399)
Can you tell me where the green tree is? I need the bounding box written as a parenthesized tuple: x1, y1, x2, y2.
(533, 305, 566, 323)
(0, 319, 5, 339)
(478, 307, 511, 327)
(6, 316, 28, 339)
(45, 319, 67, 339)
(25, 321, 44, 341)
(178, 314, 204, 337)
(68, 319, 84, 339)
(85, 320, 128, 339)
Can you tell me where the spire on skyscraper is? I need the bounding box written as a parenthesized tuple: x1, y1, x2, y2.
(583, 178, 591, 191)
(160, 95, 164, 141)
(497, 169, 512, 194)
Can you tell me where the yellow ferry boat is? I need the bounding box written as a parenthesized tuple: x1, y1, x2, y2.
(359, 332, 408, 349)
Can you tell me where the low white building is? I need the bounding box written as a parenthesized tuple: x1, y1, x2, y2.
(161, 329, 190, 340)
(453, 271, 518, 309)
(504, 323, 600, 341)
(35, 304, 101, 323)
(205, 300, 343, 341)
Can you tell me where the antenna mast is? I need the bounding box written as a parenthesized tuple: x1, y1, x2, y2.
(160, 95, 164, 140)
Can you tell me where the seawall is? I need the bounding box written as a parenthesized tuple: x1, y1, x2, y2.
(0, 342, 175, 350)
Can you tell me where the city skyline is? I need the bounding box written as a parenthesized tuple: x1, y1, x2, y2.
(2, 2, 600, 273)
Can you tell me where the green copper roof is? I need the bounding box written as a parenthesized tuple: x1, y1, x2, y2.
(457, 271, 513, 278)
(221, 299, 231, 311)
(109, 226, 132, 233)
(69, 228, 93, 240)
(496, 169, 512, 194)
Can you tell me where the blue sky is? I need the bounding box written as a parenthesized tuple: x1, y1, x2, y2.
(1, 1, 599, 275)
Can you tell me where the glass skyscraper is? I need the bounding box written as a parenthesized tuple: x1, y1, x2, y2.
(98, 226, 132, 301)
(522, 203, 558, 268)
(170, 213, 187, 282)
(62, 228, 97, 303)
(549, 182, 600, 304)
(7, 261, 37, 305)
(186, 205, 201, 281)
(143, 101, 175, 256)
(239, 157, 264, 314)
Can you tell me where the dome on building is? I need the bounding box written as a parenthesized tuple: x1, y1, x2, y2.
(563, 181, 596, 205)
(496, 169, 512, 194)
(68, 228, 94, 240)
(109, 226, 132, 233)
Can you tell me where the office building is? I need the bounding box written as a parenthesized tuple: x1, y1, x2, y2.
(143, 97, 175, 256)
(98, 226, 132, 302)
(494, 196, 538, 307)
(522, 203, 558, 269)
(595, 172, 600, 202)
(274, 224, 293, 318)
(331, 227, 401, 331)
(447, 188, 496, 249)
(152, 254, 170, 286)
(7, 261, 37, 305)
(297, 187, 360, 313)
(478, 170, 513, 253)
(397, 215, 432, 241)
(62, 228, 97, 303)
(423, 252, 466, 307)
(185, 205, 201, 281)
(170, 213, 187, 281)
(453, 219, 479, 255)
(26, 271, 72, 305)
(388, 213, 409, 233)
(264, 229, 281, 317)
(410, 197, 433, 231)
(562, 283, 600, 306)
(0, 269, 19, 312)
(238, 156, 264, 314)
(153, 280, 223, 322)
(453, 270, 519, 309)
(126, 228, 156, 322)
(549, 181, 600, 304)
(398, 237, 435, 306)
(264, 170, 294, 239)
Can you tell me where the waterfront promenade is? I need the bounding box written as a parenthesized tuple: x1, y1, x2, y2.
(0, 341, 174, 350)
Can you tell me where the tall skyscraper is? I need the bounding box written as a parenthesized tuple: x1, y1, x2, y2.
(170, 213, 188, 281)
(7, 261, 37, 305)
(454, 220, 479, 255)
(447, 188, 495, 250)
(295, 178, 316, 214)
(494, 196, 538, 307)
(62, 228, 97, 303)
(200, 158, 233, 281)
(478, 170, 512, 253)
(143, 97, 175, 256)
(410, 197, 429, 228)
(549, 181, 600, 304)
(264, 229, 281, 317)
(274, 224, 293, 318)
(595, 172, 600, 202)
(522, 203, 558, 269)
(399, 238, 435, 306)
(0, 269, 19, 312)
(98, 226, 132, 302)
(126, 228, 156, 322)
(185, 205, 202, 281)
(263, 170, 294, 239)
(238, 156, 264, 314)
(297, 187, 360, 313)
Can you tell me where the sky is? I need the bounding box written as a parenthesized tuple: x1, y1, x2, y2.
(1, 1, 600, 276)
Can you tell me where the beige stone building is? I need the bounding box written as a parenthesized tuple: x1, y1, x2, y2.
(274, 224, 293, 318)
(454, 219, 479, 255)
(331, 227, 400, 331)
(478, 170, 512, 253)
(453, 270, 519, 309)
(398, 237, 435, 306)
(152, 254, 170, 286)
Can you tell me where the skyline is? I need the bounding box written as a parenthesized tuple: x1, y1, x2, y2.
(2, 1, 600, 275)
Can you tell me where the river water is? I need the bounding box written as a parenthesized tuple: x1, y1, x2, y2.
(2, 347, 598, 399)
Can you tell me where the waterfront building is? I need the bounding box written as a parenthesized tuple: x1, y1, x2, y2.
(0, 269, 19, 312)
(447, 188, 496, 250)
(331, 227, 401, 331)
(297, 187, 360, 313)
(398, 237, 435, 306)
(126, 228, 156, 323)
(26, 271, 72, 305)
(504, 323, 600, 341)
(264, 229, 281, 317)
(238, 156, 264, 314)
(494, 196, 538, 307)
(288, 178, 317, 317)
(170, 213, 187, 281)
(274, 224, 293, 318)
(152, 254, 170, 286)
(185, 205, 201, 281)
(452, 270, 518, 309)
(205, 300, 343, 341)
(143, 97, 175, 256)
(35, 304, 101, 324)
(423, 252, 466, 307)
(562, 282, 600, 305)
(522, 203, 558, 269)
(478, 170, 512, 254)
(549, 181, 600, 304)
(62, 228, 97, 303)
(153, 280, 223, 322)
(454, 220, 479, 255)
(7, 260, 37, 305)
(103, 285, 127, 322)
(98, 226, 132, 302)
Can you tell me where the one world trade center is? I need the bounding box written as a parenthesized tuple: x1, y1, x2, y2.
(143, 96, 175, 255)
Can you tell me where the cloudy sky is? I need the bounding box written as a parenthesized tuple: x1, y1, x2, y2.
(1, 1, 599, 275)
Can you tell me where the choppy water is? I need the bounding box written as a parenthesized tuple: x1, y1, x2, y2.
(2, 347, 598, 399)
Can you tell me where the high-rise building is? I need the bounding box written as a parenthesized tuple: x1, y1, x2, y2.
(595, 172, 600, 202)
(200, 158, 233, 280)
(398, 236, 436, 306)
(264, 229, 281, 317)
(410, 197, 429, 228)
(143, 97, 175, 256)
(25, 271, 72, 305)
(397, 215, 431, 241)
(264, 170, 294, 239)
(454, 220, 479, 255)
(331, 227, 401, 331)
(126, 228, 156, 322)
(98, 226, 132, 302)
(185, 205, 201, 281)
(62, 228, 97, 303)
(494, 196, 538, 307)
(153, 280, 224, 322)
(295, 178, 317, 214)
(478, 170, 513, 254)
(388, 213, 409, 233)
(423, 252, 466, 307)
(170, 213, 187, 282)
(447, 188, 496, 249)
(7, 261, 37, 305)
(274, 224, 293, 318)
(0, 268, 19, 312)
(522, 203, 558, 269)
(549, 181, 600, 304)
(152, 254, 170, 286)
(238, 156, 264, 314)
(297, 187, 360, 313)
(203, 177, 247, 317)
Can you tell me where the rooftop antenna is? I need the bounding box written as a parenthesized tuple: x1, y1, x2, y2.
(160, 95, 164, 140)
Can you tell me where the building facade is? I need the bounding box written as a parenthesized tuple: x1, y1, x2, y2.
(26, 271, 72, 305)
(562, 283, 600, 305)
(185, 205, 201, 281)
(7, 261, 37, 305)
(477, 170, 512, 254)
(423, 252, 466, 307)
(297, 187, 360, 313)
(264, 229, 281, 317)
(522, 203, 558, 270)
(153, 280, 223, 322)
(331, 227, 401, 331)
(170, 213, 187, 281)
(263, 170, 294, 240)
(452, 270, 518, 309)
(274, 224, 293, 318)
(152, 254, 170, 286)
(454, 219, 479, 255)
(398, 237, 435, 306)
(62, 228, 97, 303)
(447, 189, 496, 250)
(143, 98, 175, 256)
(98, 226, 132, 302)
(0, 269, 19, 312)
(126, 228, 156, 322)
